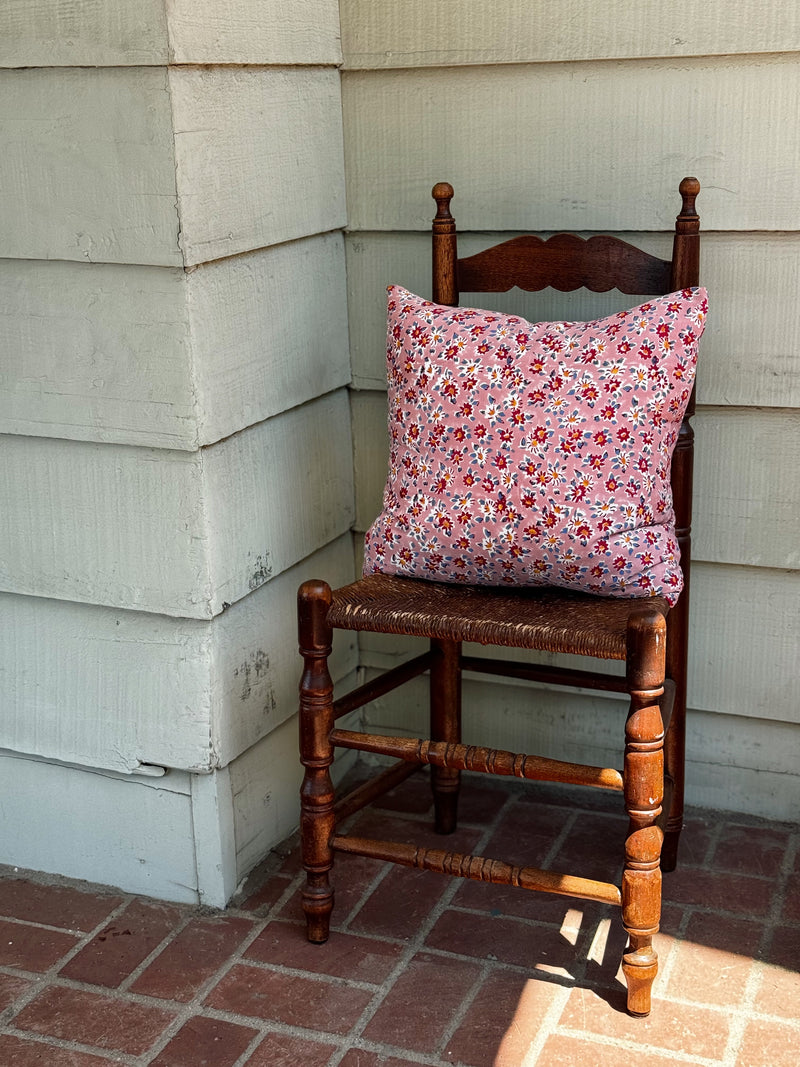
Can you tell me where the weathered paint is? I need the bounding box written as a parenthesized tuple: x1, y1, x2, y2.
(0, 67, 182, 266)
(341, 0, 800, 69)
(0, 233, 351, 450)
(0, 535, 356, 774)
(1, 392, 354, 616)
(190, 232, 351, 447)
(170, 66, 347, 266)
(343, 55, 800, 232)
(0, 754, 199, 903)
(168, 0, 343, 66)
(0, 259, 195, 449)
(0, 0, 169, 67)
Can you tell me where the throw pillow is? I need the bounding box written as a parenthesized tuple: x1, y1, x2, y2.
(364, 285, 707, 604)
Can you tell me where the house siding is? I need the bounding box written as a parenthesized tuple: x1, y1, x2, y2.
(0, 0, 353, 904)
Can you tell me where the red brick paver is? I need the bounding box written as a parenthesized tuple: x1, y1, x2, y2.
(0, 918, 80, 972)
(0, 1034, 116, 1066)
(150, 1016, 259, 1067)
(205, 963, 372, 1034)
(13, 985, 177, 1056)
(131, 914, 254, 1001)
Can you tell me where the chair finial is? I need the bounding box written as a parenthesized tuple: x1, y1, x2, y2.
(678, 177, 700, 219)
(432, 182, 454, 221)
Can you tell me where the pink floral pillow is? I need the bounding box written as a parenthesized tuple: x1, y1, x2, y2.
(364, 285, 708, 605)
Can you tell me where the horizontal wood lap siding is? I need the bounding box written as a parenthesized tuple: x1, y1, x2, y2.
(190, 233, 350, 447)
(0, 67, 182, 266)
(0, 234, 350, 451)
(0, 0, 343, 67)
(340, 0, 800, 68)
(0, 0, 169, 66)
(0, 260, 195, 448)
(343, 55, 800, 231)
(168, 0, 343, 65)
(0, 536, 357, 774)
(0, 392, 354, 617)
(203, 391, 355, 615)
(171, 67, 347, 266)
(0, 757, 199, 902)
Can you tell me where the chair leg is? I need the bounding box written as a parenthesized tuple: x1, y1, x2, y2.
(621, 609, 667, 1017)
(661, 689, 686, 872)
(430, 638, 462, 834)
(298, 580, 336, 944)
(662, 599, 689, 871)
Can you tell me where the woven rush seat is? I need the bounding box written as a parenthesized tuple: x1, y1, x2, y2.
(329, 572, 669, 659)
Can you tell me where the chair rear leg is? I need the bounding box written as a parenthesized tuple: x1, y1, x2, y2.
(298, 580, 336, 943)
(430, 638, 462, 834)
(662, 603, 689, 871)
(622, 609, 667, 1017)
(662, 689, 686, 872)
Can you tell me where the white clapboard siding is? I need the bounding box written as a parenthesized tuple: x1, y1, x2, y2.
(350, 390, 799, 572)
(0, 754, 199, 903)
(0, 234, 351, 450)
(170, 67, 347, 266)
(0, 391, 354, 617)
(0, 0, 169, 67)
(345, 231, 800, 410)
(168, 0, 342, 66)
(356, 563, 800, 729)
(0, 535, 356, 774)
(343, 55, 800, 233)
(0, 259, 196, 449)
(210, 536, 357, 767)
(203, 390, 354, 614)
(341, 0, 800, 69)
(230, 705, 360, 880)
(359, 672, 800, 821)
(0, 67, 181, 267)
(694, 410, 800, 570)
(191, 233, 351, 446)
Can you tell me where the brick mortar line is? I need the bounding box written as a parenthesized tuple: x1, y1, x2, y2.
(323, 787, 522, 1067)
(432, 959, 493, 1058)
(115, 911, 199, 995)
(717, 823, 800, 1067)
(443, 899, 612, 933)
(338, 853, 395, 930)
(0, 1025, 140, 1064)
(653, 897, 693, 993)
(521, 984, 573, 1066)
(550, 1024, 723, 1065)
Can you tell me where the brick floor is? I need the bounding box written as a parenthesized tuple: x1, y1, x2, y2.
(0, 768, 798, 1066)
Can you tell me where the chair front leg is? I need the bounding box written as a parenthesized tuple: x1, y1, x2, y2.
(622, 609, 667, 1017)
(430, 638, 462, 834)
(298, 580, 336, 944)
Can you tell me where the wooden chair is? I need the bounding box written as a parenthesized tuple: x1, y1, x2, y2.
(298, 178, 701, 1017)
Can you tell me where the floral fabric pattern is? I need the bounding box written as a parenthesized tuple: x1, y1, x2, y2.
(364, 285, 707, 605)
